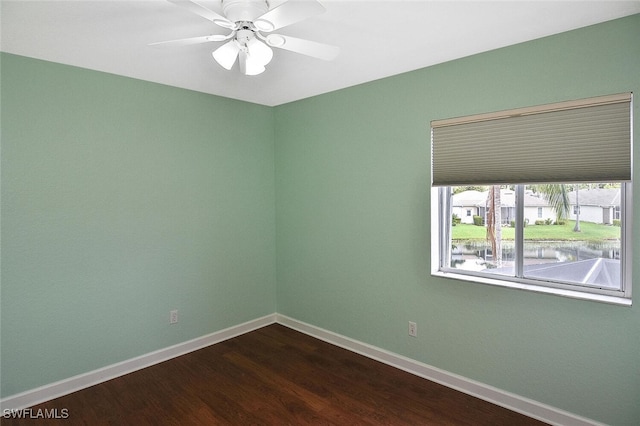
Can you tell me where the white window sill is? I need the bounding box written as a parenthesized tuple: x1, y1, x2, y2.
(432, 270, 632, 307)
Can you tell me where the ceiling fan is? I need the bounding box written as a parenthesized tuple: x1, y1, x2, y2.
(151, 0, 339, 76)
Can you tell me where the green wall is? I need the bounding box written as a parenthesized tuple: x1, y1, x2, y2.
(275, 14, 640, 425)
(1, 54, 276, 396)
(2, 13, 639, 426)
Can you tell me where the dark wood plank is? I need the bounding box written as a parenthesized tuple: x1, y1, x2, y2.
(2, 324, 547, 425)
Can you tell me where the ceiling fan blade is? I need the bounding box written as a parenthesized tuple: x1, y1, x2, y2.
(149, 34, 231, 48)
(212, 40, 240, 70)
(167, 0, 235, 29)
(265, 34, 339, 61)
(254, 0, 325, 32)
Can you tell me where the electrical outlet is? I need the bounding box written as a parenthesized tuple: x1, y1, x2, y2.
(408, 321, 417, 337)
(170, 310, 178, 324)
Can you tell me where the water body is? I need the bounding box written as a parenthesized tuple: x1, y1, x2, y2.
(450, 240, 620, 271)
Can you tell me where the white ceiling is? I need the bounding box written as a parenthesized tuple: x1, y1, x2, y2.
(2, 1, 639, 106)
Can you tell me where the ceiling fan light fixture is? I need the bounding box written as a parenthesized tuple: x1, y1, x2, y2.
(212, 40, 241, 70)
(239, 51, 266, 75)
(244, 61, 266, 75)
(247, 38, 274, 65)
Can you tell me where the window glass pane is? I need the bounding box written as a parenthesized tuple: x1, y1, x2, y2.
(447, 183, 623, 291)
(522, 182, 622, 290)
(449, 185, 515, 276)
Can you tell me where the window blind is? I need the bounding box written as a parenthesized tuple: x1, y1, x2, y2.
(431, 93, 632, 186)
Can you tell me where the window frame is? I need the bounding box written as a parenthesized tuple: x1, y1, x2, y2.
(431, 184, 632, 306)
(430, 94, 633, 305)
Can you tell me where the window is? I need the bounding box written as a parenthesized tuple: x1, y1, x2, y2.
(431, 93, 632, 304)
(466, 209, 472, 217)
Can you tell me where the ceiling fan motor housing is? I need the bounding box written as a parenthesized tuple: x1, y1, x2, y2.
(235, 29, 255, 45)
(222, 0, 269, 22)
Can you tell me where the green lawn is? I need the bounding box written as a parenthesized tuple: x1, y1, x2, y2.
(452, 220, 620, 242)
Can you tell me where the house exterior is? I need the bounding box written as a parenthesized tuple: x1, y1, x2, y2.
(451, 190, 486, 224)
(452, 189, 554, 225)
(453, 188, 621, 226)
(501, 190, 554, 225)
(567, 187, 621, 225)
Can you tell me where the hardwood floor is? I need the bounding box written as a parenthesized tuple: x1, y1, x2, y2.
(2, 324, 546, 425)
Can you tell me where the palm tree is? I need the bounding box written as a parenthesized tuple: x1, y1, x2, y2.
(486, 185, 502, 267)
(573, 184, 581, 232)
(535, 184, 570, 224)
(484, 184, 579, 269)
(535, 183, 583, 232)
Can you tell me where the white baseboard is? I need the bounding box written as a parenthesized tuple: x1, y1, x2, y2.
(276, 314, 604, 426)
(1, 312, 603, 426)
(0, 314, 277, 411)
